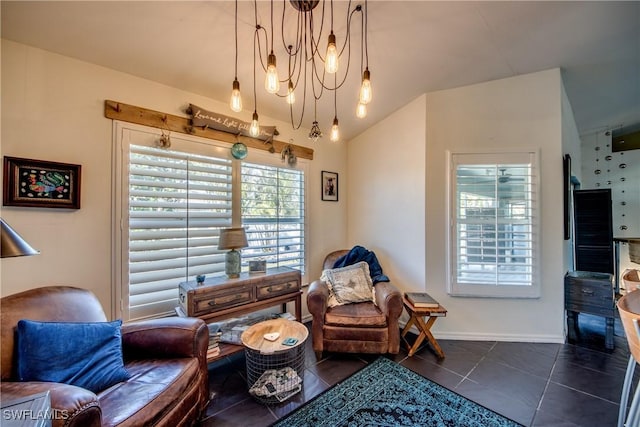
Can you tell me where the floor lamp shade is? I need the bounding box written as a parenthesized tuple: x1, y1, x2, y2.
(218, 228, 248, 278)
(1, 219, 39, 258)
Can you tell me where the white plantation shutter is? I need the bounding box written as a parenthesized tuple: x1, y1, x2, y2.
(241, 162, 305, 273)
(126, 141, 232, 319)
(115, 123, 307, 320)
(449, 151, 540, 298)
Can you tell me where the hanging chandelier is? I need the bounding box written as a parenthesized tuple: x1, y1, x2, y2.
(230, 0, 371, 143)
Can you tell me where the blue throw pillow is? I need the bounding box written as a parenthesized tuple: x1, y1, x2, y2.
(16, 319, 131, 394)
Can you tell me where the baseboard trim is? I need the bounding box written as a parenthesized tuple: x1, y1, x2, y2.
(431, 331, 565, 344)
(398, 320, 565, 344)
(301, 316, 565, 344)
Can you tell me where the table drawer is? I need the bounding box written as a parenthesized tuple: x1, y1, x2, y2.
(566, 302, 615, 318)
(566, 285, 613, 307)
(256, 279, 299, 300)
(193, 286, 254, 315)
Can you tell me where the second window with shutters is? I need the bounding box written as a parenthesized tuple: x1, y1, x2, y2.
(448, 151, 540, 298)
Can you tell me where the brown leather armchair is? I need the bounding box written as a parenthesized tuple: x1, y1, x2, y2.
(307, 250, 403, 359)
(0, 286, 209, 427)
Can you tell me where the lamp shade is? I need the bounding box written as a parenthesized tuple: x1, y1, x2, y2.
(1, 219, 39, 258)
(218, 227, 248, 250)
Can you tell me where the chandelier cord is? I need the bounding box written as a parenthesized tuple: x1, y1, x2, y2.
(253, 12, 258, 114)
(253, 0, 269, 74)
(234, 0, 238, 80)
(360, 6, 364, 75)
(270, 0, 275, 52)
(364, 0, 368, 68)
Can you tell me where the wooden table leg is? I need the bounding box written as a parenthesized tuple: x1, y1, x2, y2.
(295, 294, 302, 321)
(415, 315, 445, 358)
(402, 314, 421, 356)
(605, 316, 614, 350)
(402, 315, 417, 339)
(402, 313, 445, 358)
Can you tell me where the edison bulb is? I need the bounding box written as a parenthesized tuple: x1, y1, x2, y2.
(265, 53, 280, 94)
(356, 102, 367, 119)
(325, 33, 338, 74)
(250, 111, 260, 137)
(330, 117, 340, 142)
(286, 81, 295, 104)
(230, 79, 242, 112)
(359, 69, 372, 104)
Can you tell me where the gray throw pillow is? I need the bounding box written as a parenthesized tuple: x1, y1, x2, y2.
(321, 261, 376, 308)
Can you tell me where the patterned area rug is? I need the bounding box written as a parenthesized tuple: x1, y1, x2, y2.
(271, 357, 523, 427)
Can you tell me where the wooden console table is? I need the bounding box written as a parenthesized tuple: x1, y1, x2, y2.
(178, 267, 302, 363)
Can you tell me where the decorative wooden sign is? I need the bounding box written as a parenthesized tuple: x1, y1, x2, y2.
(104, 100, 314, 160)
(187, 104, 277, 141)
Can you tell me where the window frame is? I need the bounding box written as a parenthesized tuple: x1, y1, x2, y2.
(113, 121, 308, 320)
(446, 150, 541, 298)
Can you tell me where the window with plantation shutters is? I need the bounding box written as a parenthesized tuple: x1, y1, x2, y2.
(241, 162, 305, 273)
(114, 122, 307, 321)
(448, 151, 540, 298)
(127, 145, 232, 319)
(115, 124, 234, 320)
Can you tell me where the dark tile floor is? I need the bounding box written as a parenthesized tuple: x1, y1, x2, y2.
(199, 315, 632, 427)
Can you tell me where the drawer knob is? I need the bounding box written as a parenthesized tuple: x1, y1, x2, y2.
(581, 289, 594, 296)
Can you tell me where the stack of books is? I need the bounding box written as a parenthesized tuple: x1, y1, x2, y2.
(405, 292, 440, 309)
(207, 325, 223, 358)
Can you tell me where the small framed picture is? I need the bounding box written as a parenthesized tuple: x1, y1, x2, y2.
(3, 156, 82, 209)
(321, 171, 338, 202)
(248, 260, 267, 274)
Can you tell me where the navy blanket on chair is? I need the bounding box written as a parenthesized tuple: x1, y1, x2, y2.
(333, 245, 390, 284)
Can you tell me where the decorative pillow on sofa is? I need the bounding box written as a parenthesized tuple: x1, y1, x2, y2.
(321, 261, 376, 308)
(16, 319, 131, 394)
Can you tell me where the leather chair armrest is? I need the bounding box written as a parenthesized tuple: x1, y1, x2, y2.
(122, 317, 209, 361)
(307, 280, 330, 354)
(374, 281, 403, 354)
(307, 279, 329, 318)
(1, 381, 101, 427)
(374, 281, 403, 318)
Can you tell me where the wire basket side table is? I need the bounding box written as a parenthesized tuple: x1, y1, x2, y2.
(241, 318, 308, 404)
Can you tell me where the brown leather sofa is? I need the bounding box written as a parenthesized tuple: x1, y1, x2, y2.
(0, 286, 209, 427)
(307, 250, 403, 358)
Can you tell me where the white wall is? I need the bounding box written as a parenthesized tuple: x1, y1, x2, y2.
(0, 40, 348, 317)
(349, 69, 568, 342)
(348, 96, 427, 324)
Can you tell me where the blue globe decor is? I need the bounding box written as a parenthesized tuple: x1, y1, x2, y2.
(231, 142, 248, 159)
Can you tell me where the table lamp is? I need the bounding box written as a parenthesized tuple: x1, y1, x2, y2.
(218, 227, 248, 278)
(1, 218, 39, 258)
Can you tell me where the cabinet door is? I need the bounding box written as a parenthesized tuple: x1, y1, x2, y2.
(573, 189, 613, 273)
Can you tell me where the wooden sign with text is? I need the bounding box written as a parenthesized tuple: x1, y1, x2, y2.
(188, 104, 277, 141)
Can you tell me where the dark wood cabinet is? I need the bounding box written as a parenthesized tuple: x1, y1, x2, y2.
(573, 189, 614, 274)
(565, 271, 615, 350)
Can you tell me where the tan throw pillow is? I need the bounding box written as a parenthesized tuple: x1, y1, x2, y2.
(321, 261, 376, 308)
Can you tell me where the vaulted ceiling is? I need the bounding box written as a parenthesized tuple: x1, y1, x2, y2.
(2, 1, 639, 141)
